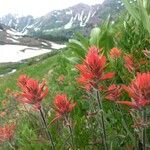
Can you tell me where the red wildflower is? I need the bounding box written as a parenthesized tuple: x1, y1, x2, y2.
(1, 99, 8, 107)
(76, 46, 115, 89)
(0, 112, 6, 118)
(117, 73, 150, 109)
(124, 54, 134, 73)
(105, 84, 122, 101)
(110, 47, 121, 59)
(58, 75, 65, 82)
(17, 74, 28, 89)
(98, 85, 106, 91)
(0, 123, 15, 143)
(135, 58, 148, 72)
(76, 76, 92, 91)
(53, 94, 76, 119)
(15, 75, 48, 110)
(5, 88, 12, 95)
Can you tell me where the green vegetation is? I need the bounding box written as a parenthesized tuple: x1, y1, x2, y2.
(0, 0, 150, 149)
(0, 48, 68, 98)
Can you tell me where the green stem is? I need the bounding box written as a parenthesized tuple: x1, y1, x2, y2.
(39, 108, 56, 150)
(142, 108, 147, 150)
(96, 90, 108, 150)
(65, 116, 75, 150)
(8, 142, 15, 150)
(117, 105, 135, 146)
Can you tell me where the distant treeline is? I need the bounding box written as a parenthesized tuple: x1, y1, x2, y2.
(38, 34, 68, 43)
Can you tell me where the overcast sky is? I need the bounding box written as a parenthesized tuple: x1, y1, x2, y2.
(0, 0, 104, 17)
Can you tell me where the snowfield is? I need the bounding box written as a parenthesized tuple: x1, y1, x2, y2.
(0, 40, 65, 63)
(0, 45, 51, 63)
(49, 42, 66, 49)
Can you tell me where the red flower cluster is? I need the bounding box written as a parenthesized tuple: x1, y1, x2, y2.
(124, 54, 147, 73)
(105, 84, 122, 101)
(76, 46, 115, 90)
(123, 54, 134, 73)
(57, 75, 65, 82)
(54, 94, 76, 119)
(17, 74, 28, 89)
(15, 75, 49, 110)
(117, 73, 150, 109)
(0, 124, 15, 143)
(110, 47, 121, 59)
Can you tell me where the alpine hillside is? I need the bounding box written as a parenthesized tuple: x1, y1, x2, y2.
(0, 0, 124, 41)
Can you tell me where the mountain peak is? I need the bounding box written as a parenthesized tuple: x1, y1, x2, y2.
(0, 0, 123, 41)
(71, 3, 90, 8)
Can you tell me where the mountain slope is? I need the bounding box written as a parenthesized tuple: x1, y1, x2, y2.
(0, 23, 66, 50)
(0, 0, 123, 40)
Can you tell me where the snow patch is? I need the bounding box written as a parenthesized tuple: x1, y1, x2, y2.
(13, 36, 20, 40)
(8, 19, 12, 26)
(80, 10, 92, 27)
(8, 69, 17, 74)
(56, 20, 63, 23)
(66, 10, 73, 15)
(26, 24, 34, 29)
(7, 30, 23, 36)
(49, 42, 66, 49)
(0, 69, 17, 77)
(34, 27, 40, 31)
(7, 37, 19, 43)
(42, 42, 48, 46)
(43, 27, 62, 32)
(21, 19, 32, 33)
(91, 11, 96, 17)
(78, 10, 84, 21)
(0, 45, 51, 63)
(64, 17, 74, 29)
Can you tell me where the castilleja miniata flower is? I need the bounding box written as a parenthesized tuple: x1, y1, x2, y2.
(123, 54, 134, 73)
(105, 84, 122, 101)
(0, 123, 15, 143)
(57, 74, 65, 82)
(110, 47, 121, 59)
(76, 46, 115, 89)
(117, 73, 150, 109)
(15, 75, 48, 110)
(52, 94, 76, 122)
(17, 74, 28, 89)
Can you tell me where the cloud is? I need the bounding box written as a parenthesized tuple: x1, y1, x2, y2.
(0, 0, 104, 17)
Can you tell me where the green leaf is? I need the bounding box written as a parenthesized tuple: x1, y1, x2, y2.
(90, 27, 101, 47)
(68, 39, 86, 57)
(64, 56, 81, 64)
(75, 32, 89, 49)
(122, 0, 140, 24)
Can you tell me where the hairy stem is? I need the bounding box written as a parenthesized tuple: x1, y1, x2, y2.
(65, 116, 75, 150)
(8, 142, 15, 150)
(142, 108, 147, 150)
(39, 108, 55, 150)
(117, 105, 135, 147)
(96, 90, 108, 150)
